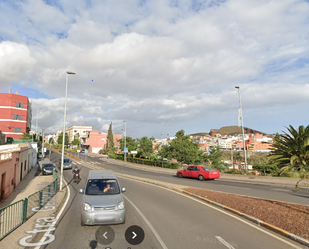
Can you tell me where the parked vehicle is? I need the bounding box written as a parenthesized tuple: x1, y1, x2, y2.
(79, 170, 126, 226)
(42, 163, 57, 175)
(177, 165, 220, 181)
(59, 158, 72, 169)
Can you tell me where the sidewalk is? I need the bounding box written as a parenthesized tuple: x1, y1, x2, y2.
(0, 165, 54, 209)
(0, 164, 61, 248)
(99, 157, 306, 187)
(0, 187, 66, 249)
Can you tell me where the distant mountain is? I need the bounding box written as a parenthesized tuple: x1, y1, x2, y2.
(190, 126, 267, 137)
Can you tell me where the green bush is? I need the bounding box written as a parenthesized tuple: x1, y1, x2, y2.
(225, 169, 242, 174)
(280, 172, 302, 178)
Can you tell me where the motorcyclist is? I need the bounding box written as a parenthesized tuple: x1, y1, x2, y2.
(72, 166, 81, 180)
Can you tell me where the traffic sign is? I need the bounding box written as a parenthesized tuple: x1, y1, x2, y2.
(124, 148, 128, 153)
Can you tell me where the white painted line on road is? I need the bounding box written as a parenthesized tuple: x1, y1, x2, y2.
(215, 184, 250, 190)
(270, 188, 291, 192)
(34, 179, 71, 249)
(215, 236, 235, 249)
(119, 176, 301, 249)
(123, 195, 168, 249)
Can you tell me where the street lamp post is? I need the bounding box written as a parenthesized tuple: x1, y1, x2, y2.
(123, 121, 126, 162)
(60, 71, 76, 190)
(235, 86, 248, 171)
(160, 134, 163, 168)
(36, 108, 41, 141)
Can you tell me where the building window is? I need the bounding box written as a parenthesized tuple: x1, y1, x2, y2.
(0, 153, 12, 161)
(15, 102, 25, 108)
(13, 115, 23, 120)
(14, 127, 22, 133)
(74, 130, 77, 133)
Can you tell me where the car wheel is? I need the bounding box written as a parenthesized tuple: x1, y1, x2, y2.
(81, 218, 85, 226)
(178, 173, 183, 178)
(198, 175, 205, 181)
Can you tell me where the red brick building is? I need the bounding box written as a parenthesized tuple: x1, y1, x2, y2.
(0, 90, 32, 140)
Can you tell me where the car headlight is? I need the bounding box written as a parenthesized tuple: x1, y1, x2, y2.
(84, 203, 91, 211)
(118, 201, 125, 210)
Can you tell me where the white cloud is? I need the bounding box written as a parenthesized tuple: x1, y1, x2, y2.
(1, 0, 309, 138)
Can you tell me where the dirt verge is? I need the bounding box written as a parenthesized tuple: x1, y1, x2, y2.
(183, 187, 309, 240)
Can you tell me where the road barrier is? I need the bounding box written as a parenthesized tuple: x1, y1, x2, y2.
(0, 170, 59, 240)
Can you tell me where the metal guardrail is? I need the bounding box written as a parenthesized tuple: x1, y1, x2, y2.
(0, 170, 58, 240)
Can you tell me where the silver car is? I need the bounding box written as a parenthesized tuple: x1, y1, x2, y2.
(59, 158, 72, 169)
(79, 170, 126, 225)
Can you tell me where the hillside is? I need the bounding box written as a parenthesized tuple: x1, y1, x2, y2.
(190, 126, 267, 137)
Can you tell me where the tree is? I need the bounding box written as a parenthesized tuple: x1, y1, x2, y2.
(21, 133, 33, 140)
(49, 137, 54, 144)
(207, 145, 223, 167)
(136, 136, 153, 158)
(72, 133, 80, 147)
(268, 125, 309, 170)
(165, 130, 204, 164)
(118, 136, 138, 152)
(107, 122, 114, 150)
(57, 132, 69, 145)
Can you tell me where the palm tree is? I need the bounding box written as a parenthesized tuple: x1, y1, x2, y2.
(269, 125, 309, 171)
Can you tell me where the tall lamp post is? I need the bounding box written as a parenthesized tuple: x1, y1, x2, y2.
(60, 71, 76, 190)
(123, 121, 126, 162)
(36, 108, 41, 140)
(160, 134, 163, 168)
(235, 86, 248, 171)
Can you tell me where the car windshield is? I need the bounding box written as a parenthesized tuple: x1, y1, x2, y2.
(44, 164, 54, 169)
(64, 159, 70, 163)
(85, 179, 120, 195)
(202, 166, 214, 171)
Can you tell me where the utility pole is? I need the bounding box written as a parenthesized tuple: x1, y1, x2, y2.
(42, 128, 45, 159)
(123, 121, 126, 162)
(235, 86, 248, 170)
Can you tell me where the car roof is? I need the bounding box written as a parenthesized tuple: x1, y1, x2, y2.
(87, 170, 116, 180)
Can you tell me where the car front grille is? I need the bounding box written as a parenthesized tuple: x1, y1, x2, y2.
(93, 206, 116, 211)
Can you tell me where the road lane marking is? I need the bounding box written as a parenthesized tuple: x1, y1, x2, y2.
(34, 178, 71, 249)
(123, 195, 168, 249)
(215, 236, 235, 249)
(214, 184, 250, 190)
(270, 188, 291, 192)
(118, 176, 302, 249)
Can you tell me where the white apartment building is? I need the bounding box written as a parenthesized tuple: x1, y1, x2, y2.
(66, 125, 92, 144)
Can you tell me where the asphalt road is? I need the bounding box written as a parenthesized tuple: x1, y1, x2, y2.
(79, 154, 309, 206)
(44, 154, 305, 249)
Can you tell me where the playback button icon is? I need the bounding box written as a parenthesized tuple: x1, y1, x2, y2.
(125, 225, 145, 245)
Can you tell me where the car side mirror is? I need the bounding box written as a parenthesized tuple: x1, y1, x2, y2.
(79, 189, 84, 194)
(121, 187, 126, 193)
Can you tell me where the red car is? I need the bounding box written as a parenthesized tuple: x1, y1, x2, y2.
(177, 165, 220, 181)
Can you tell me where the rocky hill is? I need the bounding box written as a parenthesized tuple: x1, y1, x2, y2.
(190, 126, 267, 137)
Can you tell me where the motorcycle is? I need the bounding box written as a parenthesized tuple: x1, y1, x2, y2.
(73, 169, 81, 183)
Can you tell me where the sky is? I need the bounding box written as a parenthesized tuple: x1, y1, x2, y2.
(0, 0, 309, 138)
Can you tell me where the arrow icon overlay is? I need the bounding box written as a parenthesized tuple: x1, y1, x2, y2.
(103, 232, 108, 239)
(132, 232, 137, 239)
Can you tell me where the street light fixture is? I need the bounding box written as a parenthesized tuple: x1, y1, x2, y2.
(60, 71, 76, 190)
(123, 121, 126, 162)
(235, 86, 248, 171)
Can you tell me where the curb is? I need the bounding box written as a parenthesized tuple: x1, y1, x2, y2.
(174, 187, 309, 248)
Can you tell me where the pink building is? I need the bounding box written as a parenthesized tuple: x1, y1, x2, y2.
(0, 145, 20, 201)
(87, 131, 122, 153)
